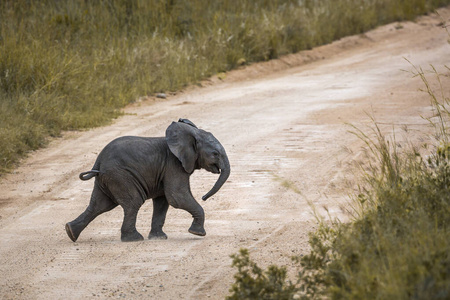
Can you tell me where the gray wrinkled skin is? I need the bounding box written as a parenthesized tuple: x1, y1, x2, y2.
(65, 119, 230, 242)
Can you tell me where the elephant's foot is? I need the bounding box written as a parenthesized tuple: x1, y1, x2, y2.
(121, 230, 144, 242)
(188, 223, 206, 236)
(148, 231, 168, 240)
(65, 222, 81, 242)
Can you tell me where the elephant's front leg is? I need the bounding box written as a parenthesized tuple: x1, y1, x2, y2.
(167, 190, 206, 236)
(186, 202, 206, 237)
(121, 204, 144, 242)
(148, 196, 169, 240)
(164, 172, 206, 237)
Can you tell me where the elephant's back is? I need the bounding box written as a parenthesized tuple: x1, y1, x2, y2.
(96, 136, 168, 170)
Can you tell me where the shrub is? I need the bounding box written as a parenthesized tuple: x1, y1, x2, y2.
(227, 249, 298, 300)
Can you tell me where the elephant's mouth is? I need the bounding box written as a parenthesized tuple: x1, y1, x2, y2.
(210, 164, 220, 174)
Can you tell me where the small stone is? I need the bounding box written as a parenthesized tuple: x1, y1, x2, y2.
(156, 93, 167, 99)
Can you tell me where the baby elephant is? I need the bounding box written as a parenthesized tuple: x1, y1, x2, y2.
(65, 119, 230, 242)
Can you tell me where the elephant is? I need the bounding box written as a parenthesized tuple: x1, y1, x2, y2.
(65, 119, 230, 242)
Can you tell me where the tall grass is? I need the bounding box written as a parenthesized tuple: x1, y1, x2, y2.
(227, 52, 450, 299)
(1, 0, 450, 173)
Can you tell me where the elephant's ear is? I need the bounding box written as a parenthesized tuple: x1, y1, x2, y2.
(166, 122, 198, 173)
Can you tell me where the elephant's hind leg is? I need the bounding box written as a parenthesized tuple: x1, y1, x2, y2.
(106, 175, 146, 242)
(120, 204, 144, 242)
(149, 196, 169, 240)
(66, 185, 117, 242)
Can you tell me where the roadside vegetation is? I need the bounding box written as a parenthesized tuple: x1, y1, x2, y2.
(1, 0, 450, 174)
(227, 54, 450, 299)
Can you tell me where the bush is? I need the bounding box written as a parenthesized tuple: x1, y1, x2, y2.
(227, 248, 299, 300)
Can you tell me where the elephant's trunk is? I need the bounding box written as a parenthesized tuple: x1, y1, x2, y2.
(202, 155, 230, 201)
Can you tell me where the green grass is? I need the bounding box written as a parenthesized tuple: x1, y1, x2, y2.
(302, 128, 450, 299)
(1, 0, 450, 174)
(227, 57, 450, 299)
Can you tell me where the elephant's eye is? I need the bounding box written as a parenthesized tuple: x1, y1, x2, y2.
(212, 151, 219, 157)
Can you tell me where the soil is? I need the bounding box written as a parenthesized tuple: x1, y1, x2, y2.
(1, 7, 449, 300)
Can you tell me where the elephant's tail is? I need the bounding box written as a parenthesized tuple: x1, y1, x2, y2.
(79, 170, 100, 181)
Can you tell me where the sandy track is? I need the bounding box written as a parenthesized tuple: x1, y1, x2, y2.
(1, 8, 449, 299)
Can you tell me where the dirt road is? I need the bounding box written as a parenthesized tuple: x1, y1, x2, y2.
(1, 8, 449, 299)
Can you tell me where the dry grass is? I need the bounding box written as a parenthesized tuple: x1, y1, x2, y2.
(1, 0, 449, 173)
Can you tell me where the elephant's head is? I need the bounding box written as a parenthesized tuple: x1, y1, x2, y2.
(166, 120, 230, 201)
